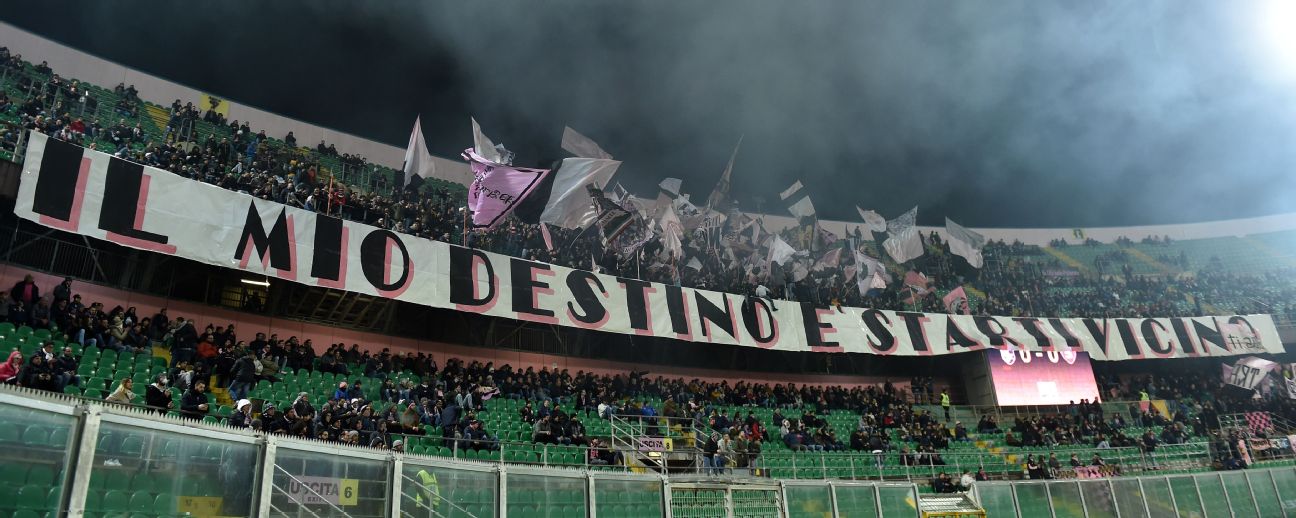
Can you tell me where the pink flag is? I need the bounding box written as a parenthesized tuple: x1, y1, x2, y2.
(540, 222, 555, 252)
(902, 270, 929, 305)
(943, 286, 969, 314)
(464, 148, 550, 229)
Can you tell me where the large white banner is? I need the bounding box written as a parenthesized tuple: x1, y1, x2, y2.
(12, 133, 1287, 360)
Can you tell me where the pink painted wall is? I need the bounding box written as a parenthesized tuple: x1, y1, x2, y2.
(0, 263, 918, 391)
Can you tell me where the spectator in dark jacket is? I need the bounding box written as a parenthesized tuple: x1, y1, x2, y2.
(9, 274, 39, 307)
(181, 380, 210, 417)
(22, 353, 56, 391)
(170, 317, 198, 367)
(145, 375, 172, 413)
(228, 353, 256, 401)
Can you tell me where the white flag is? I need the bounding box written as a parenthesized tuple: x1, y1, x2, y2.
(659, 205, 684, 258)
(561, 126, 613, 160)
(402, 116, 436, 188)
(779, 180, 805, 200)
(686, 257, 703, 270)
(471, 117, 502, 164)
(883, 206, 923, 263)
(854, 251, 890, 283)
(857, 207, 888, 233)
(706, 136, 743, 209)
(659, 178, 683, 196)
(1225, 357, 1279, 391)
(787, 196, 816, 219)
(945, 218, 987, 269)
(538, 158, 622, 229)
(768, 236, 797, 266)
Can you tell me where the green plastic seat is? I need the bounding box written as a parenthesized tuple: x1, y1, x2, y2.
(25, 465, 54, 486)
(128, 491, 153, 513)
(129, 472, 155, 492)
(15, 485, 47, 509)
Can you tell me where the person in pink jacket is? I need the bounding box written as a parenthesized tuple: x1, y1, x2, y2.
(0, 350, 23, 384)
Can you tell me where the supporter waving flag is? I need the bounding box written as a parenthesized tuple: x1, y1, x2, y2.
(463, 148, 551, 230)
(943, 286, 970, 314)
(560, 126, 613, 160)
(945, 217, 987, 268)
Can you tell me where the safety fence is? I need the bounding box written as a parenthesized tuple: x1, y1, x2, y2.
(3, 385, 1295, 518)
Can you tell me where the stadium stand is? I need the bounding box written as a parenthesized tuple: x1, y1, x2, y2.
(3, 43, 1296, 517)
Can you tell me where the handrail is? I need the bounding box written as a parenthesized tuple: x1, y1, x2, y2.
(274, 464, 353, 517)
(399, 473, 477, 518)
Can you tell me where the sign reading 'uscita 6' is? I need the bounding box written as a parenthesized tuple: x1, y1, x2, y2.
(12, 132, 1286, 360)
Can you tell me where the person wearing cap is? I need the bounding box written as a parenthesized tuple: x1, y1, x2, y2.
(260, 404, 284, 433)
(230, 399, 253, 428)
(391, 439, 404, 453)
(333, 381, 350, 401)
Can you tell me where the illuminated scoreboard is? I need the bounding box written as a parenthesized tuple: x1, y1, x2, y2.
(986, 349, 1101, 406)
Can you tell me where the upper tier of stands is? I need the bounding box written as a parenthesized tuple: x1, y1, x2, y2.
(3, 47, 1296, 324)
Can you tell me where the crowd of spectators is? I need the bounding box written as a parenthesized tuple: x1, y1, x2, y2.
(8, 48, 1296, 324)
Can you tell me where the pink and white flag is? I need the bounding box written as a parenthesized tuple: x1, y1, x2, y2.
(1226, 357, 1279, 391)
(812, 247, 843, 271)
(464, 148, 550, 229)
(943, 286, 970, 314)
(540, 222, 555, 252)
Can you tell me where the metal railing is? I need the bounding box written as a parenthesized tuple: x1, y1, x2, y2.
(272, 464, 353, 518)
(399, 473, 479, 518)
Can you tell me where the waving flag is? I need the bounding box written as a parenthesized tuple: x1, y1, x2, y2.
(659, 205, 684, 258)
(659, 178, 683, 196)
(902, 270, 930, 305)
(854, 251, 891, 284)
(943, 286, 970, 314)
(768, 235, 798, 266)
(857, 207, 888, 233)
(402, 116, 436, 190)
(812, 247, 843, 271)
(706, 136, 743, 210)
(464, 148, 550, 229)
(945, 218, 987, 268)
(779, 180, 816, 219)
(561, 126, 613, 159)
(514, 157, 623, 229)
(883, 206, 923, 263)
(471, 117, 503, 164)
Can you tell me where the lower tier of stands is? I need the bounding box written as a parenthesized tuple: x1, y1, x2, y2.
(4, 386, 1296, 518)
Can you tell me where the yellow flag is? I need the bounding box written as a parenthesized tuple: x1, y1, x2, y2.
(200, 94, 229, 117)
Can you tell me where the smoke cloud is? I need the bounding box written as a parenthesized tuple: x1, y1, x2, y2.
(6, 0, 1296, 227)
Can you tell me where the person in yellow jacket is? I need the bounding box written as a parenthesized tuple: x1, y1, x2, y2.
(412, 469, 441, 515)
(940, 390, 951, 422)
